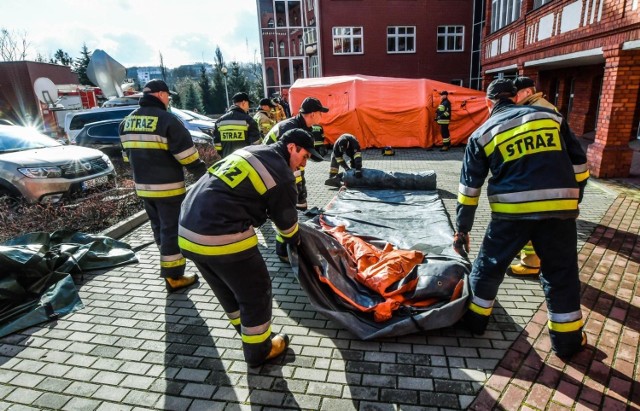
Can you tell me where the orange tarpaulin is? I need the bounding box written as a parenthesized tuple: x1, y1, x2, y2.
(289, 75, 489, 149)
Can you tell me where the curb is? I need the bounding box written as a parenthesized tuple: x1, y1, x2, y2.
(99, 208, 148, 240)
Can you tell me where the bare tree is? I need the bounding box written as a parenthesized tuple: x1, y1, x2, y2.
(159, 51, 167, 82)
(0, 28, 30, 61)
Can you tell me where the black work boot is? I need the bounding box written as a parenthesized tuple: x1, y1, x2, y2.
(461, 310, 489, 336)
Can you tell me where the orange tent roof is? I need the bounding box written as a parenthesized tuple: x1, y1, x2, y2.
(289, 75, 489, 149)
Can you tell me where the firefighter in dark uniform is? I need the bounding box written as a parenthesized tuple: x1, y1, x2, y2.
(436, 90, 451, 151)
(214, 92, 261, 158)
(454, 78, 590, 359)
(253, 98, 276, 139)
(328, 133, 363, 179)
(119, 79, 206, 292)
(178, 129, 324, 366)
(263, 97, 329, 261)
(311, 124, 328, 157)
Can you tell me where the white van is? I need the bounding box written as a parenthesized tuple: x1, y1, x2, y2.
(64, 106, 136, 143)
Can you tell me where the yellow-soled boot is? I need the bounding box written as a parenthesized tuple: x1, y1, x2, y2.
(165, 273, 199, 292)
(506, 263, 540, 276)
(265, 333, 290, 361)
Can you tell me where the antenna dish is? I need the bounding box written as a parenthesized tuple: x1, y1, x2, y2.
(87, 49, 126, 98)
(33, 77, 59, 105)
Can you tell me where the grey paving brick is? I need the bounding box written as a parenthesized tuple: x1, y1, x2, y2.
(121, 390, 161, 407)
(32, 392, 72, 409)
(283, 393, 322, 410)
(359, 401, 396, 411)
(187, 399, 226, 411)
(34, 377, 72, 392)
(92, 385, 130, 402)
(419, 391, 460, 408)
(398, 376, 434, 391)
(91, 370, 127, 385)
(95, 402, 134, 411)
(0, 386, 11, 400)
(361, 374, 396, 388)
(10, 373, 45, 388)
(343, 385, 379, 401)
(180, 383, 216, 399)
(320, 397, 358, 411)
(120, 374, 155, 390)
(306, 381, 344, 397)
(64, 381, 101, 397)
(6, 388, 41, 405)
(211, 386, 250, 402)
(244, 389, 286, 407)
(292, 367, 328, 381)
(61, 396, 102, 411)
(63, 366, 99, 382)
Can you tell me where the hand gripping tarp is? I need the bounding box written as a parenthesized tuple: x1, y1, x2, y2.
(290, 180, 471, 340)
(0, 230, 138, 337)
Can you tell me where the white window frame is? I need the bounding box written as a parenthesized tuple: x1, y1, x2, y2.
(387, 26, 416, 54)
(437, 26, 465, 52)
(491, 0, 522, 32)
(332, 27, 364, 55)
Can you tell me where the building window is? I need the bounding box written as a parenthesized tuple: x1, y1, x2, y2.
(267, 18, 275, 28)
(491, 0, 522, 32)
(269, 41, 275, 57)
(332, 27, 364, 54)
(533, 0, 553, 9)
(387, 26, 416, 54)
(437, 26, 464, 52)
(451, 79, 463, 86)
(279, 41, 286, 56)
(306, 0, 314, 11)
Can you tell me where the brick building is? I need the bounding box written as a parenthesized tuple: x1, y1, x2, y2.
(481, 0, 640, 178)
(256, 0, 482, 98)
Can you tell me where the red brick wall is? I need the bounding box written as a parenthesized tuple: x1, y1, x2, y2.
(319, 0, 473, 85)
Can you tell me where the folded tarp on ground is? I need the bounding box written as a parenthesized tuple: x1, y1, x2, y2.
(0, 230, 138, 337)
(291, 180, 471, 340)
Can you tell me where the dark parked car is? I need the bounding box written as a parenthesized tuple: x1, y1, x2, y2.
(75, 119, 213, 154)
(0, 125, 116, 206)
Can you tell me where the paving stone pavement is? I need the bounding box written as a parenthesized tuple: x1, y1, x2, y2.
(0, 147, 638, 411)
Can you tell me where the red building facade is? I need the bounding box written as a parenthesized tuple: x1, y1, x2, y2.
(481, 0, 640, 178)
(256, 0, 479, 100)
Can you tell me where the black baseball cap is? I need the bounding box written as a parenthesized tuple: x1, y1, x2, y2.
(280, 129, 324, 162)
(514, 77, 535, 91)
(440, 90, 449, 96)
(259, 98, 276, 108)
(486, 78, 516, 99)
(299, 97, 329, 114)
(143, 79, 176, 95)
(232, 92, 252, 103)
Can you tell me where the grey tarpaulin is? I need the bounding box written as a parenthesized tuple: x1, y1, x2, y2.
(0, 230, 138, 337)
(342, 168, 437, 190)
(290, 179, 471, 340)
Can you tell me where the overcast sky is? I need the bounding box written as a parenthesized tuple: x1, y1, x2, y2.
(1, 0, 261, 68)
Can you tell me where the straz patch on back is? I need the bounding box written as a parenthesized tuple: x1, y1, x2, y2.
(122, 116, 159, 132)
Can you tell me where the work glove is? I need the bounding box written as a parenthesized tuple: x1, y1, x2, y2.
(453, 231, 470, 256)
(354, 170, 363, 178)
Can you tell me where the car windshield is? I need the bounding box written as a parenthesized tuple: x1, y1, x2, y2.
(182, 109, 212, 121)
(169, 107, 196, 121)
(0, 126, 61, 153)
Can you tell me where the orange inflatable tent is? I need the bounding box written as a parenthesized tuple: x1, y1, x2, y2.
(288, 75, 489, 149)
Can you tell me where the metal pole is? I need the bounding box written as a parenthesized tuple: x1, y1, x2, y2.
(223, 76, 230, 109)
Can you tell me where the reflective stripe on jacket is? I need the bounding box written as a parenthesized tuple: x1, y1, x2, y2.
(119, 94, 206, 199)
(179, 143, 299, 259)
(214, 106, 261, 158)
(456, 101, 589, 232)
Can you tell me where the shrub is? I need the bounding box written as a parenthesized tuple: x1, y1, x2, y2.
(0, 145, 221, 243)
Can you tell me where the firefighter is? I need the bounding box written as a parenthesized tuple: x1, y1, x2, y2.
(454, 78, 589, 359)
(119, 79, 206, 292)
(213, 92, 261, 158)
(327, 133, 362, 183)
(253, 98, 276, 139)
(178, 129, 324, 366)
(507, 76, 560, 277)
(311, 124, 328, 157)
(435, 90, 451, 151)
(263, 96, 329, 261)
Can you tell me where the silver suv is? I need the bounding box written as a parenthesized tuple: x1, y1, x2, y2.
(0, 125, 116, 206)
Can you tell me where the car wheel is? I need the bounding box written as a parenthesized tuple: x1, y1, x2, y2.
(0, 189, 25, 213)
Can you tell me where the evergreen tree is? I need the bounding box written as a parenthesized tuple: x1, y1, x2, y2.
(228, 61, 250, 98)
(50, 49, 73, 66)
(183, 81, 203, 113)
(170, 86, 182, 109)
(212, 47, 228, 114)
(73, 44, 94, 86)
(199, 65, 214, 115)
